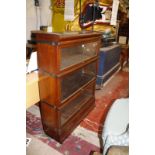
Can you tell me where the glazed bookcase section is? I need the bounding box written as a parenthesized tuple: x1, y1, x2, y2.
(38, 61, 97, 106)
(40, 98, 95, 143)
(32, 31, 101, 74)
(40, 81, 95, 127)
(40, 83, 95, 142)
(60, 41, 98, 70)
(60, 61, 97, 101)
(60, 82, 94, 126)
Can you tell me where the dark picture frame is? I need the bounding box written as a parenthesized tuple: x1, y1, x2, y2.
(79, 3, 112, 29)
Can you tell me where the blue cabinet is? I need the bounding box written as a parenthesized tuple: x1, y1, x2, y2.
(96, 44, 121, 88)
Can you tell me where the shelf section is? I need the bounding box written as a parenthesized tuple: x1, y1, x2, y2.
(60, 84, 94, 126)
(60, 41, 98, 70)
(61, 61, 96, 101)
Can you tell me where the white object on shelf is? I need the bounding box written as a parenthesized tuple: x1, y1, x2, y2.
(47, 26, 52, 32)
(110, 0, 119, 25)
(64, 0, 74, 21)
(26, 52, 38, 73)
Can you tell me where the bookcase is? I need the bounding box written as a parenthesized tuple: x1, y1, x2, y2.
(31, 31, 102, 143)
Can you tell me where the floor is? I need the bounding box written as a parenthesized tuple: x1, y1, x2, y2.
(26, 66, 129, 155)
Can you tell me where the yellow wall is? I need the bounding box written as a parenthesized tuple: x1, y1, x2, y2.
(51, 0, 113, 32)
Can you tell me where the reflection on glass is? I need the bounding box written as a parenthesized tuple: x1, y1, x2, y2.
(60, 42, 98, 70)
(61, 84, 94, 126)
(61, 62, 96, 101)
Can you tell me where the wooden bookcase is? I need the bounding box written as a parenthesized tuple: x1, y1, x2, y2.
(31, 31, 102, 143)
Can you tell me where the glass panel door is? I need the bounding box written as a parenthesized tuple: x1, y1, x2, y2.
(60, 84, 94, 126)
(61, 61, 96, 101)
(60, 42, 98, 70)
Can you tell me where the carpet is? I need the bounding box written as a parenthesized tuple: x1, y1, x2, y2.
(26, 70, 129, 155)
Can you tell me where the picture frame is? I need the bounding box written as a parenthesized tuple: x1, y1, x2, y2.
(79, 2, 112, 28)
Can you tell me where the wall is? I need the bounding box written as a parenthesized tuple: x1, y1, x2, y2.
(40, 0, 52, 26)
(26, 0, 52, 41)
